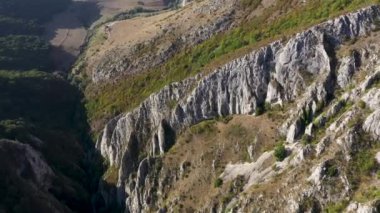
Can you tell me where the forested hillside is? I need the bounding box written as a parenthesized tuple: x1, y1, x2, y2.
(0, 1, 103, 212)
(0, 0, 69, 70)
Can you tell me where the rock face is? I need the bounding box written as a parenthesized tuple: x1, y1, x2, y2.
(96, 6, 380, 212)
(0, 139, 76, 212)
(337, 52, 361, 88)
(0, 139, 54, 189)
(364, 109, 380, 140)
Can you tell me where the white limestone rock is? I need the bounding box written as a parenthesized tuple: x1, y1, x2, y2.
(364, 109, 380, 140)
(362, 88, 380, 110)
(337, 54, 360, 88)
(95, 6, 380, 211)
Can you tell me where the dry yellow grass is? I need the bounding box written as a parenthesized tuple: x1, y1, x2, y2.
(159, 114, 279, 210)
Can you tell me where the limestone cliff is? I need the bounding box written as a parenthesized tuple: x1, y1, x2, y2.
(97, 6, 380, 212)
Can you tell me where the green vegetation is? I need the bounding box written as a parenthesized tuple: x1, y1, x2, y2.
(0, 0, 70, 71)
(167, 99, 178, 109)
(0, 70, 79, 128)
(358, 100, 367, 109)
(326, 164, 339, 177)
(352, 150, 378, 176)
(214, 178, 223, 188)
(190, 120, 216, 135)
(347, 115, 364, 128)
(346, 131, 380, 204)
(216, 115, 233, 124)
(104, 165, 119, 184)
(255, 104, 266, 116)
(298, 197, 322, 213)
(220, 176, 245, 206)
(301, 134, 313, 145)
(0, 1, 105, 211)
(355, 186, 380, 202)
(0, 16, 41, 36)
(111, 7, 159, 22)
(311, 100, 353, 142)
(301, 107, 313, 127)
(225, 124, 248, 138)
(85, 0, 380, 131)
(274, 143, 287, 162)
(0, 0, 110, 212)
(325, 200, 349, 213)
(0, 36, 51, 70)
(0, 70, 101, 212)
(241, 0, 262, 8)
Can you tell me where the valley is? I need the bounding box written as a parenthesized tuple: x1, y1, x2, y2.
(44, 0, 169, 72)
(1, 0, 380, 212)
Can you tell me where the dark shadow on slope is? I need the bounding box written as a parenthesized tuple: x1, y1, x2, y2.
(0, 71, 105, 213)
(50, 46, 78, 72)
(44, 0, 101, 35)
(43, 0, 102, 72)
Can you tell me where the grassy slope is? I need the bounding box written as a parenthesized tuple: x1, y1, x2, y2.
(159, 115, 279, 211)
(85, 0, 380, 132)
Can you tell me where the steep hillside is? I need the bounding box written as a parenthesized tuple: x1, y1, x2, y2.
(78, 0, 380, 133)
(0, 1, 104, 212)
(3, 0, 380, 212)
(89, 2, 380, 212)
(0, 71, 99, 213)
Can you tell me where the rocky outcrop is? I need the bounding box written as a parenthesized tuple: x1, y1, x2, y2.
(0, 139, 54, 189)
(346, 201, 379, 213)
(96, 6, 380, 212)
(363, 109, 380, 140)
(0, 139, 75, 212)
(362, 88, 380, 110)
(337, 51, 361, 88)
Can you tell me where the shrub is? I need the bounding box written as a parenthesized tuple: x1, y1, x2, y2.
(358, 100, 366, 109)
(354, 151, 377, 175)
(355, 186, 380, 202)
(274, 143, 287, 162)
(326, 165, 339, 177)
(214, 178, 223, 188)
(255, 105, 265, 116)
(190, 120, 216, 135)
(347, 116, 363, 128)
(301, 134, 313, 145)
(264, 102, 271, 111)
(217, 115, 233, 124)
(325, 200, 349, 213)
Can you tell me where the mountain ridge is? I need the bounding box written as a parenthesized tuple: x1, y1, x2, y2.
(95, 5, 380, 212)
